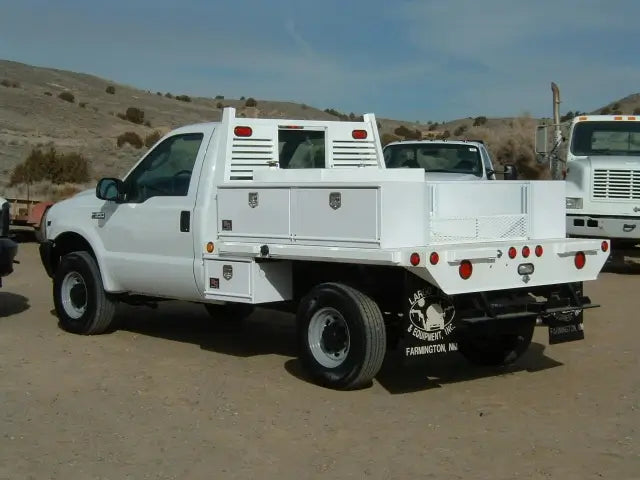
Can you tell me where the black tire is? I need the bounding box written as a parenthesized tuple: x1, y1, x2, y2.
(296, 282, 386, 390)
(203, 302, 255, 322)
(53, 251, 116, 335)
(456, 319, 535, 366)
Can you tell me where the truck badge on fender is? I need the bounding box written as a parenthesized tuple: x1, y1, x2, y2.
(91, 212, 105, 219)
(329, 192, 341, 210)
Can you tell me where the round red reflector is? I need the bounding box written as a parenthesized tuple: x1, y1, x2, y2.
(522, 246, 530, 258)
(410, 252, 420, 266)
(601, 241, 609, 252)
(234, 126, 252, 137)
(429, 252, 439, 265)
(459, 260, 472, 279)
(535, 245, 543, 257)
(352, 129, 368, 139)
(574, 251, 586, 269)
(508, 247, 517, 259)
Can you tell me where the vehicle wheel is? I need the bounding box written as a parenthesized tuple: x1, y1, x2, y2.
(53, 251, 116, 335)
(203, 302, 255, 322)
(456, 319, 535, 366)
(297, 282, 386, 390)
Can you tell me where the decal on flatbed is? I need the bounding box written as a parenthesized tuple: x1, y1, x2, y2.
(402, 273, 458, 360)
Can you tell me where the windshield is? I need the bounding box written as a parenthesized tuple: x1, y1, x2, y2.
(383, 143, 483, 176)
(570, 121, 640, 156)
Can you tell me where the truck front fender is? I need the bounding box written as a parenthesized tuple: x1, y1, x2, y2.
(41, 228, 123, 292)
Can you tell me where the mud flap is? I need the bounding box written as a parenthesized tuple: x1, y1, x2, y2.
(399, 272, 460, 364)
(544, 282, 585, 345)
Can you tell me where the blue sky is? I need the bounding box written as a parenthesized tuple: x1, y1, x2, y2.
(1, 0, 638, 122)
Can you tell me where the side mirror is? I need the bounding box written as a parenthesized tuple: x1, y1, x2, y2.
(96, 178, 124, 202)
(503, 164, 518, 180)
(535, 125, 548, 154)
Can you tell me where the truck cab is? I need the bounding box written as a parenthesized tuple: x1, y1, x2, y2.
(0, 196, 18, 286)
(539, 115, 640, 247)
(383, 139, 516, 180)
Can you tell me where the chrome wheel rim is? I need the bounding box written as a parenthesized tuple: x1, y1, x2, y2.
(308, 307, 350, 368)
(61, 271, 87, 319)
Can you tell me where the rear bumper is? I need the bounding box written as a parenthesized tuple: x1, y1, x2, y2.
(404, 238, 609, 295)
(0, 237, 18, 278)
(567, 214, 640, 241)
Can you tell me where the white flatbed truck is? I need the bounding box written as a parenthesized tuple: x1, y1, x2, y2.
(39, 107, 610, 390)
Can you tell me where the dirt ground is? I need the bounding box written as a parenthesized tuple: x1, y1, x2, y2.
(1, 239, 638, 480)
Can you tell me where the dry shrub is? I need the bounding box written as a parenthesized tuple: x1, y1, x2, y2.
(58, 91, 75, 103)
(144, 130, 162, 148)
(106, 85, 116, 94)
(381, 133, 401, 146)
(245, 97, 257, 107)
(454, 116, 548, 179)
(117, 131, 143, 149)
(9, 147, 90, 186)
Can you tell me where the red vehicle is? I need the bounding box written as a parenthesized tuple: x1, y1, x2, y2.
(6, 197, 54, 242)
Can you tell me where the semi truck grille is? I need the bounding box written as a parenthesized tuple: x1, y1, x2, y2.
(592, 169, 640, 200)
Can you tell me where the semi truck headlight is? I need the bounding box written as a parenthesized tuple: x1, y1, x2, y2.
(566, 197, 583, 209)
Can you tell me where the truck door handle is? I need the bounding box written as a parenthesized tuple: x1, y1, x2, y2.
(623, 224, 636, 232)
(180, 211, 190, 232)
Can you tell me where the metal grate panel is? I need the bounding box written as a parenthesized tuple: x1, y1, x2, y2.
(229, 138, 275, 180)
(429, 214, 528, 244)
(592, 169, 640, 200)
(331, 140, 379, 168)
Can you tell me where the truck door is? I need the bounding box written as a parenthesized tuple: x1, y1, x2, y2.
(96, 127, 213, 299)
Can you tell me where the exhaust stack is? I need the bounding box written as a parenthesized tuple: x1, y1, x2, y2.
(550, 82, 563, 180)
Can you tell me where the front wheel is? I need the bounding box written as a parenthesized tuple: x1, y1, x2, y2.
(455, 318, 535, 366)
(296, 282, 386, 390)
(53, 251, 116, 335)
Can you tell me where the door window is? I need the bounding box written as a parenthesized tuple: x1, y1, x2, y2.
(123, 133, 204, 203)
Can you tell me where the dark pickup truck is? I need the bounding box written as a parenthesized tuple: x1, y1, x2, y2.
(0, 198, 18, 286)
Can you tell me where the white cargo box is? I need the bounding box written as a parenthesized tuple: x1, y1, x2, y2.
(216, 173, 566, 249)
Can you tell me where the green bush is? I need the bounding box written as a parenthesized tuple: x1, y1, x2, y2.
(473, 116, 487, 126)
(79, 102, 87, 108)
(165, 92, 173, 99)
(117, 131, 143, 149)
(124, 107, 145, 124)
(144, 131, 162, 148)
(9, 147, 90, 185)
(105, 85, 116, 94)
(215, 95, 224, 99)
(245, 97, 257, 107)
(175, 94, 191, 102)
(44, 91, 52, 96)
(58, 91, 75, 103)
(216, 102, 224, 109)
(453, 125, 468, 136)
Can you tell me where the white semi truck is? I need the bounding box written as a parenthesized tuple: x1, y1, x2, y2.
(536, 83, 640, 260)
(39, 107, 609, 390)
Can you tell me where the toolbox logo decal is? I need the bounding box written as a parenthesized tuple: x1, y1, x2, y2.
(222, 265, 233, 281)
(329, 192, 341, 210)
(248, 192, 258, 208)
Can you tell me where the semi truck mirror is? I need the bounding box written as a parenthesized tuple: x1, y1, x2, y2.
(535, 125, 548, 154)
(504, 164, 518, 180)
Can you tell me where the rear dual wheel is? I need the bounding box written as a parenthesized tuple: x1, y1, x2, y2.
(296, 283, 387, 390)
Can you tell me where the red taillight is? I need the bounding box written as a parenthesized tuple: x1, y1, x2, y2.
(410, 252, 420, 266)
(522, 246, 530, 258)
(535, 245, 544, 257)
(459, 260, 472, 279)
(352, 129, 368, 139)
(429, 252, 439, 265)
(601, 241, 609, 252)
(234, 126, 252, 137)
(508, 247, 517, 259)
(574, 251, 586, 269)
